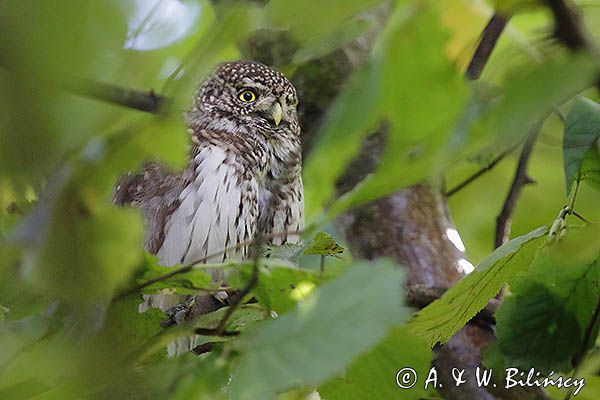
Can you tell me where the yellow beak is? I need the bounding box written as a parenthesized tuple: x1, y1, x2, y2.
(270, 102, 283, 126)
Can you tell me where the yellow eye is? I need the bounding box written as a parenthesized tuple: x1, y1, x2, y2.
(239, 89, 257, 103)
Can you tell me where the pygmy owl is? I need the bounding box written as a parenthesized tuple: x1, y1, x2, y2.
(114, 60, 304, 313)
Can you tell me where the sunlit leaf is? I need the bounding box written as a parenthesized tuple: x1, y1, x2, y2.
(304, 232, 344, 257)
(254, 266, 323, 314)
(409, 226, 547, 347)
(229, 260, 407, 400)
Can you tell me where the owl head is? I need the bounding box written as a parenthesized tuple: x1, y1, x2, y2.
(188, 60, 299, 133)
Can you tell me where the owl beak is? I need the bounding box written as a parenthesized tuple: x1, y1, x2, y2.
(269, 101, 283, 126)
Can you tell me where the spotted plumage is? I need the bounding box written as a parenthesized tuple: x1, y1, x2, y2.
(114, 61, 304, 324)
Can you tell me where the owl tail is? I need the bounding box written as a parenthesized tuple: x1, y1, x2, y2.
(139, 293, 201, 357)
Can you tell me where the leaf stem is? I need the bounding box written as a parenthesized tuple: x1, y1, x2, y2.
(567, 176, 581, 214)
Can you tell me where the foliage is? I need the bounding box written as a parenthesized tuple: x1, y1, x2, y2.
(229, 260, 406, 400)
(409, 226, 548, 347)
(2, 0, 600, 399)
(564, 97, 600, 192)
(485, 225, 600, 374)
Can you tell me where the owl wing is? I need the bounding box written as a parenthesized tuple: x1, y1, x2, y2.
(156, 146, 258, 280)
(269, 176, 304, 245)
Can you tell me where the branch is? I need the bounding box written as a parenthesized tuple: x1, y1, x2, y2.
(494, 127, 539, 248)
(465, 13, 510, 80)
(193, 263, 259, 337)
(445, 144, 519, 197)
(544, 0, 589, 51)
(441, 12, 512, 196)
(63, 78, 167, 114)
(112, 228, 302, 301)
(406, 285, 499, 326)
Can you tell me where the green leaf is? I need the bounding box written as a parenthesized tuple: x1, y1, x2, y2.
(266, 0, 383, 43)
(445, 52, 599, 176)
(0, 313, 54, 369)
(304, 232, 344, 257)
(579, 142, 600, 191)
(563, 97, 600, 192)
(137, 257, 213, 295)
(254, 265, 323, 314)
(229, 260, 407, 400)
(193, 304, 265, 345)
(292, 17, 373, 64)
(485, 224, 600, 373)
(14, 166, 143, 309)
(0, 305, 8, 322)
(264, 232, 344, 264)
(304, 4, 468, 219)
(319, 326, 431, 400)
(488, 251, 600, 373)
(303, 64, 381, 218)
(264, 244, 306, 264)
(409, 226, 547, 347)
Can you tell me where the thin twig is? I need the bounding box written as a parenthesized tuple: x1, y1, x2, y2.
(194, 327, 240, 337)
(572, 210, 589, 223)
(63, 78, 167, 114)
(544, 0, 600, 94)
(494, 127, 540, 248)
(193, 190, 277, 337)
(443, 12, 511, 196)
(445, 144, 520, 197)
(465, 13, 510, 80)
(192, 342, 215, 355)
(112, 228, 303, 301)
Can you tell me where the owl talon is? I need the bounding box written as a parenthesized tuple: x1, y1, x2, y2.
(161, 301, 192, 327)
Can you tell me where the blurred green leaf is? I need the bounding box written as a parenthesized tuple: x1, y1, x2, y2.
(100, 294, 164, 360)
(303, 64, 381, 218)
(292, 17, 373, 64)
(266, 0, 383, 43)
(409, 226, 547, 347)
(319, 326, 431, 400)
(305, 4, 468, 218)
(0, 305, 8, 321)
(0, 313, 55, 369)
(138, 257, 213, 295)
(167, 353, 231, 400)
(14, 164, 143, 310)
(470, 52, 597, 151)
(564, 97, 600, 192)
(229, 260, 407, 400)
(255, 265, 323, 314)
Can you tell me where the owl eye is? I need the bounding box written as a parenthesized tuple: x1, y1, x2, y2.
(238, 89, 257, 103)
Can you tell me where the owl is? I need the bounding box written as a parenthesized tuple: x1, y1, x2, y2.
(114, 60, 304, 319)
